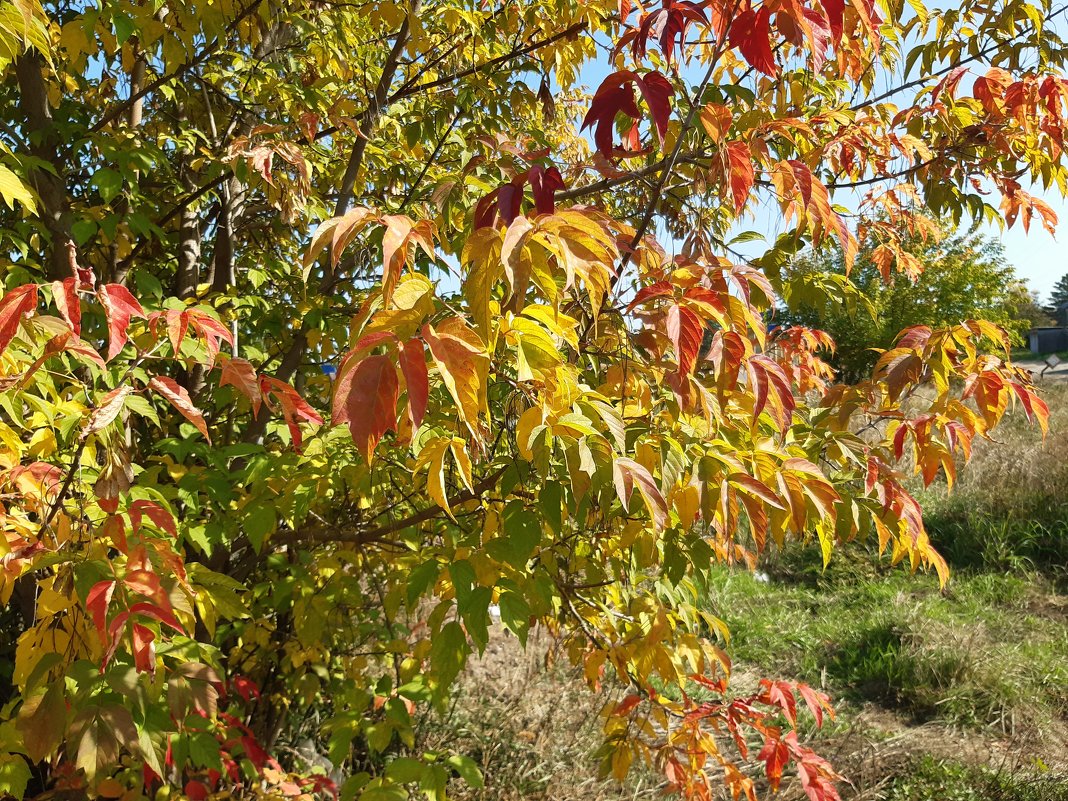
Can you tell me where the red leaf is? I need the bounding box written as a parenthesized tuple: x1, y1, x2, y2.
(219, 357, 262, 415)
(128, 499, 178, 537)
(581, 71, 674, 158)
(819, 0, 844, 41)
(527, 164, 566, 215)
(725, 141, 755, 213)
(231, 675, 261, 702)
(635, 71, 674, 144)
(399, 338, 429, 431)
(98, 284, 146, 361)
(730, 6, 777, 76)
(0, 284, 38, 355)
(86, 579, 116, 638)
(149, 376, 210, 442)
(262, 377, 324, 452)
(666, 303, 704, 376)
(184, 782, 210, 801)
(127, 601, 184, 633)
(52, 278, 81, 335)
(338, 354, 400, 462)
(626, 280, 675, 312)
(132, 623, 156, 673)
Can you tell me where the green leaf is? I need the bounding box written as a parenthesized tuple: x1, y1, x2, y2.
(429, 621, 469, 694)
(445, 753, 484, 788)
(244, 504, 276, 552)
(497, 591, 530, 645)
(90, 168, 122, 203)
(487, 500, 540, 568)
(0, 754, 31, 800)
(385, 756, 426, 784)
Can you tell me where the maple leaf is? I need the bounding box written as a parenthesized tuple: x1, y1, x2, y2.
(0, 284, 38, 355)
(98, 284, 146, 361)
(730, 6, 777, 77)
(149, 375, 211, 442)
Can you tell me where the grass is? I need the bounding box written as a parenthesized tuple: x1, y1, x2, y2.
(440, 385, 1068, 799)
(884, 756, 1068, 801)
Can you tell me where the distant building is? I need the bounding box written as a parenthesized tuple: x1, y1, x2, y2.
(1029, 327, 1068, 354)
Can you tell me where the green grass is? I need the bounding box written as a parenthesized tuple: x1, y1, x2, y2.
(700, 547, 1068, 733)
(885, 756, 1068, 801)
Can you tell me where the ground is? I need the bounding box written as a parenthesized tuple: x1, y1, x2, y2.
(429, 384, 1068, 801)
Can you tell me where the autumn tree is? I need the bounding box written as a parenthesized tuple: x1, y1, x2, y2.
(783, 220, 1034, 380)
(0, 0, 1063, 800)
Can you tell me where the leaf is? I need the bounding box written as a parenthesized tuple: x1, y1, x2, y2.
(0, 754, 31, 800)
(699, 103, 733, 143)
(338, 354, 400, 462)
(86, 579, 117, 637)
(399, 338, 429, 432)
(725, 141, 755, 214)
(581, 70, 674, 157)
(97, 284, 146, 361)
(422, 318, 488, 440)
(0, 284, 37, 355)
(415, 437, 455, 519)
(613, 457, 669, 530)
(17, 682, 67, 762)
(149, 376, 210, 441)
(84, 386, 133, 435)
(0, 164, 37, 213)
(730, 6, 777, 76)
(219, 356, 262, 414)
(51, 278, 80, 335)
(429, 620, 470, 694)
(666, 303, 704, 376)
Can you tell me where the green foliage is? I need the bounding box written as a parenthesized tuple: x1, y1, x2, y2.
(783, 221, 1032, 380)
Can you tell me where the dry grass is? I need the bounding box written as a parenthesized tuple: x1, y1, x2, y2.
(425, 629, 662, 801)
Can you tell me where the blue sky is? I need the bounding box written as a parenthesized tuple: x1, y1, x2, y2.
(571, 12, 1068, 304)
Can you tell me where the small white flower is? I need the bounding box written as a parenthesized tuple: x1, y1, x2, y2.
(754, 571, 770, 584)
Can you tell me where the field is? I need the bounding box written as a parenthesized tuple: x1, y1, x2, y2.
(437, 384, 1068, 800)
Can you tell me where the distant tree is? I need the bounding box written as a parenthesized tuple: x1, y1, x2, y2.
(783, 221, 1031, 381)
(1048, 273, 1068, 324)
(1014, 287, 1058, 329)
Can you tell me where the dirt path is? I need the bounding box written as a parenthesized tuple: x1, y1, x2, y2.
(1014, 358, 1068, 384)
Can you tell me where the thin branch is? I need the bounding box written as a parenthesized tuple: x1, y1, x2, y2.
(293, 466, 509, 545)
